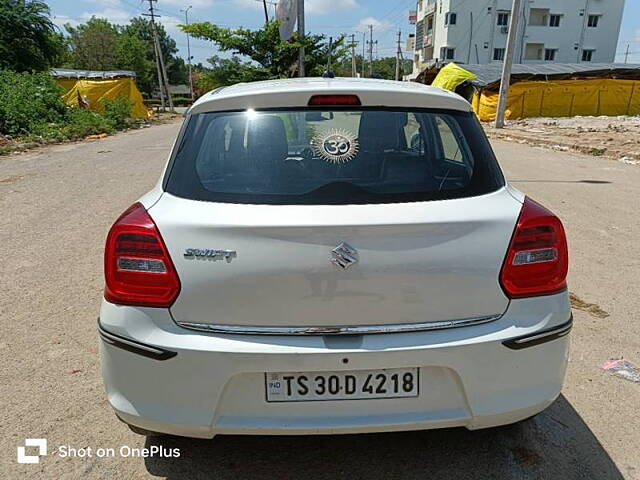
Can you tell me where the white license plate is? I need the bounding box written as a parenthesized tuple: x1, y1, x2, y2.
(265, 368, 419, 402)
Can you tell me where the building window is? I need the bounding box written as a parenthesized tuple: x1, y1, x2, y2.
(544, 49, 557, 61)
(493, 48, 505, 61)
(582, 49, 594, 61)
(587, 15, 600, 27)
(524, 43, 544, 61)
(441, 47, 455, 60)
(445, 12, 457, 25)
(549, 14, 561, 27)
(497, 12, 509, 26)
(415, 20, 424, 50)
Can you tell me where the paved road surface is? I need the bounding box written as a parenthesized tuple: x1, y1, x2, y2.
(1, 121, 638, 479)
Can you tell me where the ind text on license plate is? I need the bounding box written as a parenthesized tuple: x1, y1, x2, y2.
(265, 368, 419, 402)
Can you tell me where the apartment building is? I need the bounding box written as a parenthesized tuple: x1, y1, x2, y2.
(408, 0, 625, 79)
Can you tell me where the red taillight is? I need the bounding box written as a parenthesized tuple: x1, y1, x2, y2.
(104, 203, 180, 307)
(308, 94, 361, 106)
(500, 197, 568, 299)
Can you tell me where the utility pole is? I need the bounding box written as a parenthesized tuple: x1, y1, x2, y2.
(144, 0, 164, 109)
(367, 25, 377, 78)
(395, 30, 402, 81)
(297, 0, 305, 77)
(144, 0, 174, 112)
(495, 0, 522, 129)
(181, 5, 194, 101)
(262, 0, 269, 23)
(326, 37, 333, 73)
(361, 32, 366, 77)
(350, 33, 357, 77)
(625, 44, 630, 64)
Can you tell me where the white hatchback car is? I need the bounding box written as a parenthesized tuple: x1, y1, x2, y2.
(99, 78, 571, 438)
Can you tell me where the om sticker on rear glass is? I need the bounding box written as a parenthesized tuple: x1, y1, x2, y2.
(311, 129, 359, 164)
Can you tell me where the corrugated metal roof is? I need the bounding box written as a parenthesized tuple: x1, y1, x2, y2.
(459, 63, 640, 88)
(50, 68, 137, 79)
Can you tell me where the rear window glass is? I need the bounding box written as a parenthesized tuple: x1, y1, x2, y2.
(165, 108, 504, 205)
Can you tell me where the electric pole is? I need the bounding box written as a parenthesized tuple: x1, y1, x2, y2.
(395, 30, 402, 81)
(262, 0, 269, 23)
(297, 0, 305, 77)
(181, 5, 194, 101)
(625, 44, 630, 64)
(367, 25, 377, 78)
(350, 33, 357, 77)
(495, 0, 522, 129)
(362, 32, 366, 77)
(144, 0, 174, 112)
(326, 37, 333, 73)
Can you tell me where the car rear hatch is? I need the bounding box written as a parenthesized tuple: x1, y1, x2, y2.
(155, 105, 519, 332)
(150, 189, 520, 331)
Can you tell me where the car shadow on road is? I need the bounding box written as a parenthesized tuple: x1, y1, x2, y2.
(144, 395, 623, 479)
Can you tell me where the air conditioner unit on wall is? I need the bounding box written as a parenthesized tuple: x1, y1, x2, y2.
(500, 26, 509, 34)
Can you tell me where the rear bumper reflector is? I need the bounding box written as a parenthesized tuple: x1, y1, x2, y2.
(174, 314, 503, 336)
(502, 316, 573, 350)
(98, 319, 177, 360)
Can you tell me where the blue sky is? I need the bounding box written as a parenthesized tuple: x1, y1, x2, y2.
(49, 0, 640, 65)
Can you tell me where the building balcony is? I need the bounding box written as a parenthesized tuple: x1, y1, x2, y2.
(425, 33, 433, 47)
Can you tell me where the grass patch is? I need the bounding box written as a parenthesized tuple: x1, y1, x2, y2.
(0, 70, 141, 154)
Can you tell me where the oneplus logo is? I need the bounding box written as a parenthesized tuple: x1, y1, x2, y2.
(17, 439, 47, 464)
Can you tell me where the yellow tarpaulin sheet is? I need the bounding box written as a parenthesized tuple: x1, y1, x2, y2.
(431, 63, 477, 92)
(473, 79, 640, 122)
(58, 77, 150, 119)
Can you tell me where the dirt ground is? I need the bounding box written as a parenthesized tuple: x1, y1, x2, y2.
(1, 121, 639, 479)
(484, 115, 640, 165)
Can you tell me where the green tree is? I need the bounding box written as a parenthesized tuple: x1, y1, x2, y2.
(0, 0, 65, 71)
(198, 55, 271, 91)
(66, 17, 119, 70)
(116, 31, 154, 94)
(121, 18, 188, 93)
(333, 55, 413, 80)
(181, 21, 349, 85)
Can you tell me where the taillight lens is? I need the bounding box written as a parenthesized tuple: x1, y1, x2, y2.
(500, 197, 568, 299)
(104, 203, 180, 307)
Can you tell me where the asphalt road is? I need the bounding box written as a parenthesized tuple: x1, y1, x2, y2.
(1, 121, 638, 479)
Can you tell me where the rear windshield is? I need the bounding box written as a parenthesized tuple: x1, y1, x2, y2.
(164, 108, 504, 205)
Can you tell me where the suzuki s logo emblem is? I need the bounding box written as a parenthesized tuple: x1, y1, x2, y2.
(331, 242, 358, 269)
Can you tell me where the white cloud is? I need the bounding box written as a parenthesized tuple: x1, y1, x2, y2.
(74, 7, 182, 34)
(84, 0, 123, 7)
(232, 0, 263, 11)
(52, 14, 79, 30)
(307, 0, 357, 15)
(233, 0, 357, 16)
(157, 15, 185, 37)
(161, 0, 214, 7)
(80, 8, 133, 25)
(354, 16, 393, 33)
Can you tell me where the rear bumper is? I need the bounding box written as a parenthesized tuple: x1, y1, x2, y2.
(99, 292, 571, 438)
